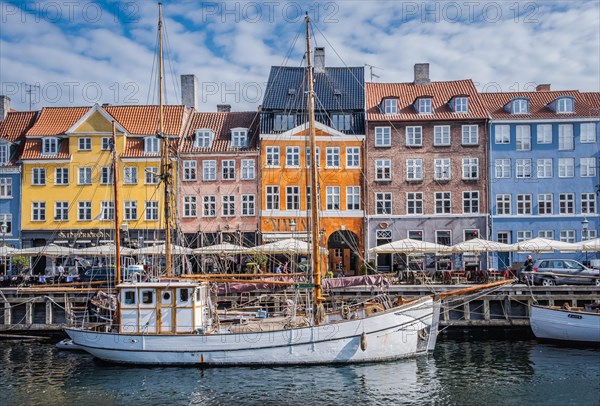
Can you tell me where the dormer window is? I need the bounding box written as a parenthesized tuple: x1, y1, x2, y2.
(383, 99, 398, 114)
(274, 114, 294, 131)
(512, 99, 529, 114)
(453, 97, 469, 113)
(42, 137, 59, 155)
(0, 143, 9, 165)
(415, 97, 432, 114)
(194, 129, 215, 148)
(231, 128, 248, 148)
(556, 97, 574, 113)
(144, 137, 160, 154)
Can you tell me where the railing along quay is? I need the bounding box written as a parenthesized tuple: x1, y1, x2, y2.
(1, 285, 598, 332)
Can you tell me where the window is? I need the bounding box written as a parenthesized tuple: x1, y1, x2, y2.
(495, 159, 511, 178)
(326, 186, 340, 210)
(559, 193, 574, 214)
(241, 159, 255, 179)
(435, 192, 451, 214)
(101, 137, 111, 150)
(560, 230, 576, 243)
(495, 125, 510, 144)
(407, 192, 423, 214)
(274, 114, 294, 131)
(222, 195, 235, 216)
(512, 99, 528, 114)
(231, 129, 248, 148)
(286, 146, 300, 167)
(537, 124, 552, 144)
(536, 159, 552, 178)
(346, 147, 360, 168)
(306, 147, 320, 167)
(145, 201, 159, 221)
(266, 146, 280, 166)
(375, 192, 392, 214)
(306, 186, 312, 210)
(222, 160, 235, 180)
(183, 196, 197, 218)
(463, 191, 479, 214)
(558, 158, 574, 178)
(516, 159, 532, 178)
(124, 201, 137, 221)
(580, 157, 596, 177)
(346, 186, 360, 210)
(266, 186, 279, 210)
(383, 99, 397, 114)
(539, 230, 554, 239)
(194, 130, 214, 148)
(497, 232, 510, 244)
(32, 168, 46, 185)
(462, 125, 478, 145)
(145, 167, 158, 184)
(203, 196, 216, 217)
(100, 167, 113, 184)
(0, 144, 8, 165)
(54, 201, 69, 221)
(408, 230, 423, 241)
(101, 201, 114, 220)
(434, 158, 451, 180)
(0, 214, 12, 234)
(434, 126, 450, 146)
(182, 161, 197, 181)
(286, 186, 300, 210)
(326, 147, 340, 168)
(55, 167, 69, 185)
(582, 193, 596, 214)
(406, 159, 423, 181)
(375, 127, 391, 147)
(418, 98, 431, 114)
(436, 230, 451, 246)
(517, 230, 532, 242)
(0, 178, 11, 198)
(76, 167, 91, 185)
(454, 97, 468, 113)
(141, 290, 154, 305)
(202, 161, 217, 181)
(406, 126, 423, 146)
(496, 194, 511, 215)
(580, 123, 596, 143)
(515, 125, 531, 151)
(558, 124, 574, 150)
(538, 193, 553, 215)
(516, 194, 532, 214)
(78, 137, 91, 151)
(42, 137, 58, 155)
(556, 97, 574, 113)
(124, 291, 136, 305)
(375, 159, 392, 181)
(241, 194, 255, 216)
(144, 137, 160, 154)
(332, 113, 351, 130)
(124, 167, 137, 184)
(78, 201, 91, 221)
(32, 202, 46, 221)
(462, 158, 479, 180)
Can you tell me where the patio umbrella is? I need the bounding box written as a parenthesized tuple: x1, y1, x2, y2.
(576, 238, 600, 252)
(368, 238, 451, 254)
(246, 238, 327, 255)
(0, 245, 16, 256)
(193, 243, 248, 255)
(133, 244, 194, 255)
(73, 243, 135, 256)
(14, 243, 76, 256)
(451, 238, 514, 253)
(510, 238, 579, 253)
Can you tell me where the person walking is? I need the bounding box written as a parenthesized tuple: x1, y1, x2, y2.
(522, 255, 534, 282)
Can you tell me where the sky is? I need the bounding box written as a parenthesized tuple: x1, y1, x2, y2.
(1, 0, 599, 112)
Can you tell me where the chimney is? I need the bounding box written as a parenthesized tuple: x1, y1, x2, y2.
(314, 47, 325, 74)
(413, 63, 431, 85)
(217, 104, 231, 113)
(536, 84, 551, 92)
(0, 96, 10, 120)
(181, 74, 198, 110)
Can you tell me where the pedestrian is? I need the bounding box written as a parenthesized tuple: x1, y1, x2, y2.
(522, 255, 534, 282)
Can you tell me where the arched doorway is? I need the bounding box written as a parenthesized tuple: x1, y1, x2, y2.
(327, 230, 359, 276)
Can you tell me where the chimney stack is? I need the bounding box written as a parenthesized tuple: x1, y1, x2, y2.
(217, 104, 231, 113)
(536, 84, 551, 92)
(0, 96, 10, 120)
(181, 74, 198, 110)
(314, 47, 325, 74)
(413, 63, 431, 85)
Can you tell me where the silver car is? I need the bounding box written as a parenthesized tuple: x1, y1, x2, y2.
(527, 259, 600, 286)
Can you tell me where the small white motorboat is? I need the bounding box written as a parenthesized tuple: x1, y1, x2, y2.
(55, 338, 84, 351)
(530, 303, 600, 344)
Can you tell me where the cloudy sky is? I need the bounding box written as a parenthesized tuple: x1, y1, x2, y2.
(1, 0, 598, 112)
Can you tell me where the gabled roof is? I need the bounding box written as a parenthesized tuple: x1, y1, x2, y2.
(26, 107, 89, 136)
(366, 80, 488, 121)
(481, 90, 594, 119)
(180, 111, 259, 153)
(105, 105, 188, 136)
(20, 139, 71, 161)
(262, 66, 364, 111)
(121, 138, 179, 159)
(0, 111, 38, 142)
(582, 92, 600, 110)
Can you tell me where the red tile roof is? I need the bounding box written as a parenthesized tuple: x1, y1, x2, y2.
(20, 139, 71, 160)
(121, 138, 179, 159)
(25, 107, 88, 136)
(180, 111, 259, 153)
(582, 92, 600, 110)
(480, 90, 594, 119)
(366, 80, 488, 121)
(0, 111, 37, 142)
(105, 105, 188, 136)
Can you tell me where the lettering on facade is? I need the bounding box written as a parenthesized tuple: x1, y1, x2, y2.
(57, 230, 109, 240)
(264, 218, 308, 232)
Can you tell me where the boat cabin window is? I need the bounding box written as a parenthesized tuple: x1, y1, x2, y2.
(162, 291, 172, 304)
(141, 289, 154, 305)
(123, 290, 136, 305)
(196, 288, 203, 302)
(178, 288, 191, 304)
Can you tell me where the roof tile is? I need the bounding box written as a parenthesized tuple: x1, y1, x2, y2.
(480, 90, 593, 119)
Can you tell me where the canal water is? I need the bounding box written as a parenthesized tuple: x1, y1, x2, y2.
(2, 330, 599, 406)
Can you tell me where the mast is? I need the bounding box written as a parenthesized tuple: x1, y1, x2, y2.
(305, 15, 324, 313)
(112, 121, 121, 284)
(157, 2, 172, 276)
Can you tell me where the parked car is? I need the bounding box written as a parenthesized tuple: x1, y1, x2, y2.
(78, 266, 116, 284)
(524, 259, 600, 286)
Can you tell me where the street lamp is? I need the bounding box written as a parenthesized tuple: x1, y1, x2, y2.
(1, 222, 7, 276)
(582, 217, 589, 265)
(289, 218, 296, 234)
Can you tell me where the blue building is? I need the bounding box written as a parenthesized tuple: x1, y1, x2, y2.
(483, 86, 599, 268)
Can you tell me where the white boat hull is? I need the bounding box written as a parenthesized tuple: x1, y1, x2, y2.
(65, 296, 438, 365)
(530, 305, 600, 343)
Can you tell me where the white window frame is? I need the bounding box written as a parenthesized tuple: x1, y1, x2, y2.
(221, 160, 235, 180)
(0, 144, 8, 165)
(538, 193, 553, 215)
(78, 137, 91, 151)
(516, 194, 532, 215)
(203, 196, 216, 217)
(325, 147, 340, 168)
(435, 192, 452, 214)
(241, 159, 255, 180)
(32, 202, 46, 221)
(375, 127, 391, 147)
(461, 125, 478, 145)
(580, 123, 596, 143)
(536, 159, 552, 178)
(512, 99, 528, 114)
(286, 146, 300, 167)
(495, 125, 510, 144)
(517, 230, 532, 242)
(375, 159, 392, 181)
(32, 168, 46, 185)
(406, 126, 423, 147)
(0, 178, 12, 198)
(124, 201, 137, 221)
(434, 125, 450, 146)
(496, 194, 511, 215)
(515, 159, 532, 178)
(538, 230, 554, 239)
(581, 193, 596, 214)
(559, 193, 574, 214)
(54, 201, 69, 221)
(558, 158, 574, 178)
(332, 113, 351, 130)
(406, 159, 423, 181)
(194, 129, 214, 148)
(144, 137, 160, 154)
(462, 158, 479, 180)
(124, 166, 137, 184)
(78, 201, 91, 221)
(266, 186, 280, 210)
(556, 98, 574, 113)
(418, 98, 432, 114)
(536, 124, 552, 144)
(346, 147, 360, 168)
(145, 201, 159, 221)
(515, 125, 531, 151)
(274, 114, 294, 131)
(346, 186, 360, 210)
(375, 192, 392, 214)
(560, 230, 576, 243)
(580, 157, 596, 177)
(183, 196, 197, 218)
(145, 167, 158, 184)
(326, 186, 340, 210)
(100, 201, 115, 221)
(42, 137, 58, 155)
(407, 192, 423, 215)
(202, 160, 217, 181)
(101, 137, 111, 150)
(231, 129, 248, 148)
(383, 99, 397, 114)
(100, 167, 113, 185)
(54, 167, 69, 185)
(434, 158, 451, 180)
(463, 191, 479, 214)
(182, 160, 197, 181)
(266, 146, 280, 167)
(241, 194, 255, 216)
(286, 186, 300, 210)
(558, 124, 574, 150)
(454, 97, 468, 113)
(495, 159, 511, 178)
(222, 195, 235, 217)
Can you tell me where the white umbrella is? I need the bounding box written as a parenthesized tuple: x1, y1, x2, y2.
(575, 238, 600, 252)
(133, 244, 194, 255)
(14, 243, 76, 256)
(193, 243, 248, 255)
(0, 246, 16, 256)
(368, 238, 451, 254)
(451, 238, 514, 253)
(73, 243, 135, 256)
(247, 238, 327, 255)
(510, 238, 579, 253)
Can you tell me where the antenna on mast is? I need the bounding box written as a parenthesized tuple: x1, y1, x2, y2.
(24, 83, 41, 111)
(365, 64, 383, 81)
